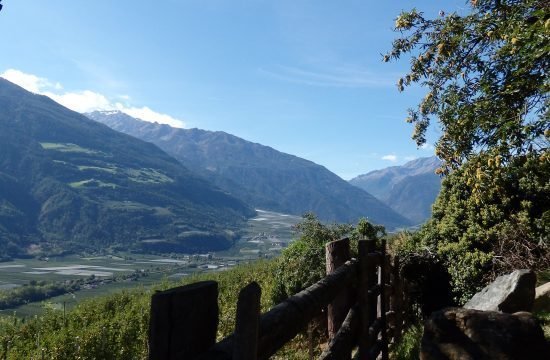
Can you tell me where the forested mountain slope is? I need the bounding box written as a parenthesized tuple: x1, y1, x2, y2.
(0, 79, 254, 258)
(87, 111, 411, 229)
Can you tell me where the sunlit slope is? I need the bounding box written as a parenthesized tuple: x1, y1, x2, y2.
(0, 79, 254, 258)
(350, 157, 442, 224)
(88, 110, 412, 229)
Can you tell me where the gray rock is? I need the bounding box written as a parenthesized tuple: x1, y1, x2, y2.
(464, 269, 536, 313)
(534, 282, 550, 312)
(421, 307, 549, 360)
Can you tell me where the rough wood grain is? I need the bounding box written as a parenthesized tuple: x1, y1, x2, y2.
(148, 281, 218, 360)
(326, 237, 352, 341)
(379, 240, 389, 360)
(358, 239, 377, 359)
(233, 282, 261, 360)
(200, 261, 359, 360)
(320, 305, 359, 360)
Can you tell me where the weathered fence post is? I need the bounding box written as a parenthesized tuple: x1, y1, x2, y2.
(358, 239, 376, 359)
(233, 282, 262, 360)
(326, 237, 351, 341)
(148, 281, 218, 360)
(392, 255, 403, 343)
(319, 305, 359, 360)
(379, 240, 389, 360)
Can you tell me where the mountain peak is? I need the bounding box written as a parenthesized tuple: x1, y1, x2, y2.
(0, 78, 254, 257)
(87, 111, 413, 229)
(349, 157, 442, 225)
(95, 110, 124, 116)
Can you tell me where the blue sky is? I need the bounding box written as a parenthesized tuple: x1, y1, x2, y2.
(0, 0, 467, 179)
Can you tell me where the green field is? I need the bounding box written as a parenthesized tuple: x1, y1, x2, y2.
(40, 142, 102, 155)
(216, 209, 301, 258)
(0, 209, 301, 318)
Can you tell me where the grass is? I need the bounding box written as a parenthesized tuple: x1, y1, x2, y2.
(537, 270, 550, 286)
(69, 179, 117, 189)
(534, 311, 550, 340)
(77, 165, 117, 174)
(125, 168, 173, 184)
(39, 142, 101, 155)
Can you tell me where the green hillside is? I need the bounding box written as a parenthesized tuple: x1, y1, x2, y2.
(0, 79, 255, 259)
(87, 111, 412, 229)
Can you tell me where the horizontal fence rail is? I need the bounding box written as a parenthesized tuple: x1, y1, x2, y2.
(148, 238, 409, 360)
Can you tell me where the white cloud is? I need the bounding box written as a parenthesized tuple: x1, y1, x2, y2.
(0, 68, 185, 128)
(1, 69, 51, 93)
(43, 90, 112, 113)
(404, 156, 417, 161)
(382, 154, 398, 162)
(115, 104, 183, 128)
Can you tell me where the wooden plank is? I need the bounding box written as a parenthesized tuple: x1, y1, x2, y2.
(379, 240, 389, 360)
(365, 253, 382, 266)
(368, 318, 382, 345)
(358, 239, 376, 359)
(326, 237, 351, 341)
(200, 260, 359, 360)
(148, 281, 218, 360)
(392, 255, 403, 342)
(357, 240, 369, 358)
(319, 305, 359, 360)
(368, 340, 383, 360)
(233, 282, 262, 360)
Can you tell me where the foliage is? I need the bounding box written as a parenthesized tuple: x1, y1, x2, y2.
(0, 261, 278, 359)
(0, 281, 76, 310)
(0, 290, 150, 360)
(355, 217, 386, 240)
(387, 0, 550, 304)
(271, 213, 353, 303)
(534, 310, 550, 340)
(386, 0, 549, 169)
(390, 323, 423, 360)
(410, 152, 549, 303)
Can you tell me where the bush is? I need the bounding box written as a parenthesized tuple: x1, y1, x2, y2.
(407, 153, 549, 304)
(390, 324, 423, 360)
(271, 213, 353, 303)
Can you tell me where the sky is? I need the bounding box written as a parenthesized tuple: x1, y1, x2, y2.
(0, 0, 469, 179)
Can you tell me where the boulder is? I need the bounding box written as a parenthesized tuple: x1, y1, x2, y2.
(464, 269, 536, 313)
(421, 307, 549, 360)
(534, 282, 550, 312)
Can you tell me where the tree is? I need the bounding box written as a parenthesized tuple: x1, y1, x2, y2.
(385, 0, 548, 170)
(387, 0, 549, 302)
(271, 213, 353, 303)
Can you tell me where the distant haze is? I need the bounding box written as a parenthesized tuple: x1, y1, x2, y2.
(350, 157, 443, 224)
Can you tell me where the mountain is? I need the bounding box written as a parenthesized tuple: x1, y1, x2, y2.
(0, 78, 255, 259)
(349, 157, 442, 224)
(86, 111, 412, 229)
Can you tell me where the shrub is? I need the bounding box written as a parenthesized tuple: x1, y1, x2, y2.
(271, 213, 353, 303)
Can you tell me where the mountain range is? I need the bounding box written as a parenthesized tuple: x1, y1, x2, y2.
(349, 157, 442, 224)
(87, 110, 412, 229)
(0, 76, 440, 260)
(0, 79, 255, 258)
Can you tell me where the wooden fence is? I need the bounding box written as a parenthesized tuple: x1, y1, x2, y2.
(148, 238, 409, 360)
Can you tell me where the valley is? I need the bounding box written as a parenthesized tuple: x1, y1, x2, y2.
(0, 209, 300, 318)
